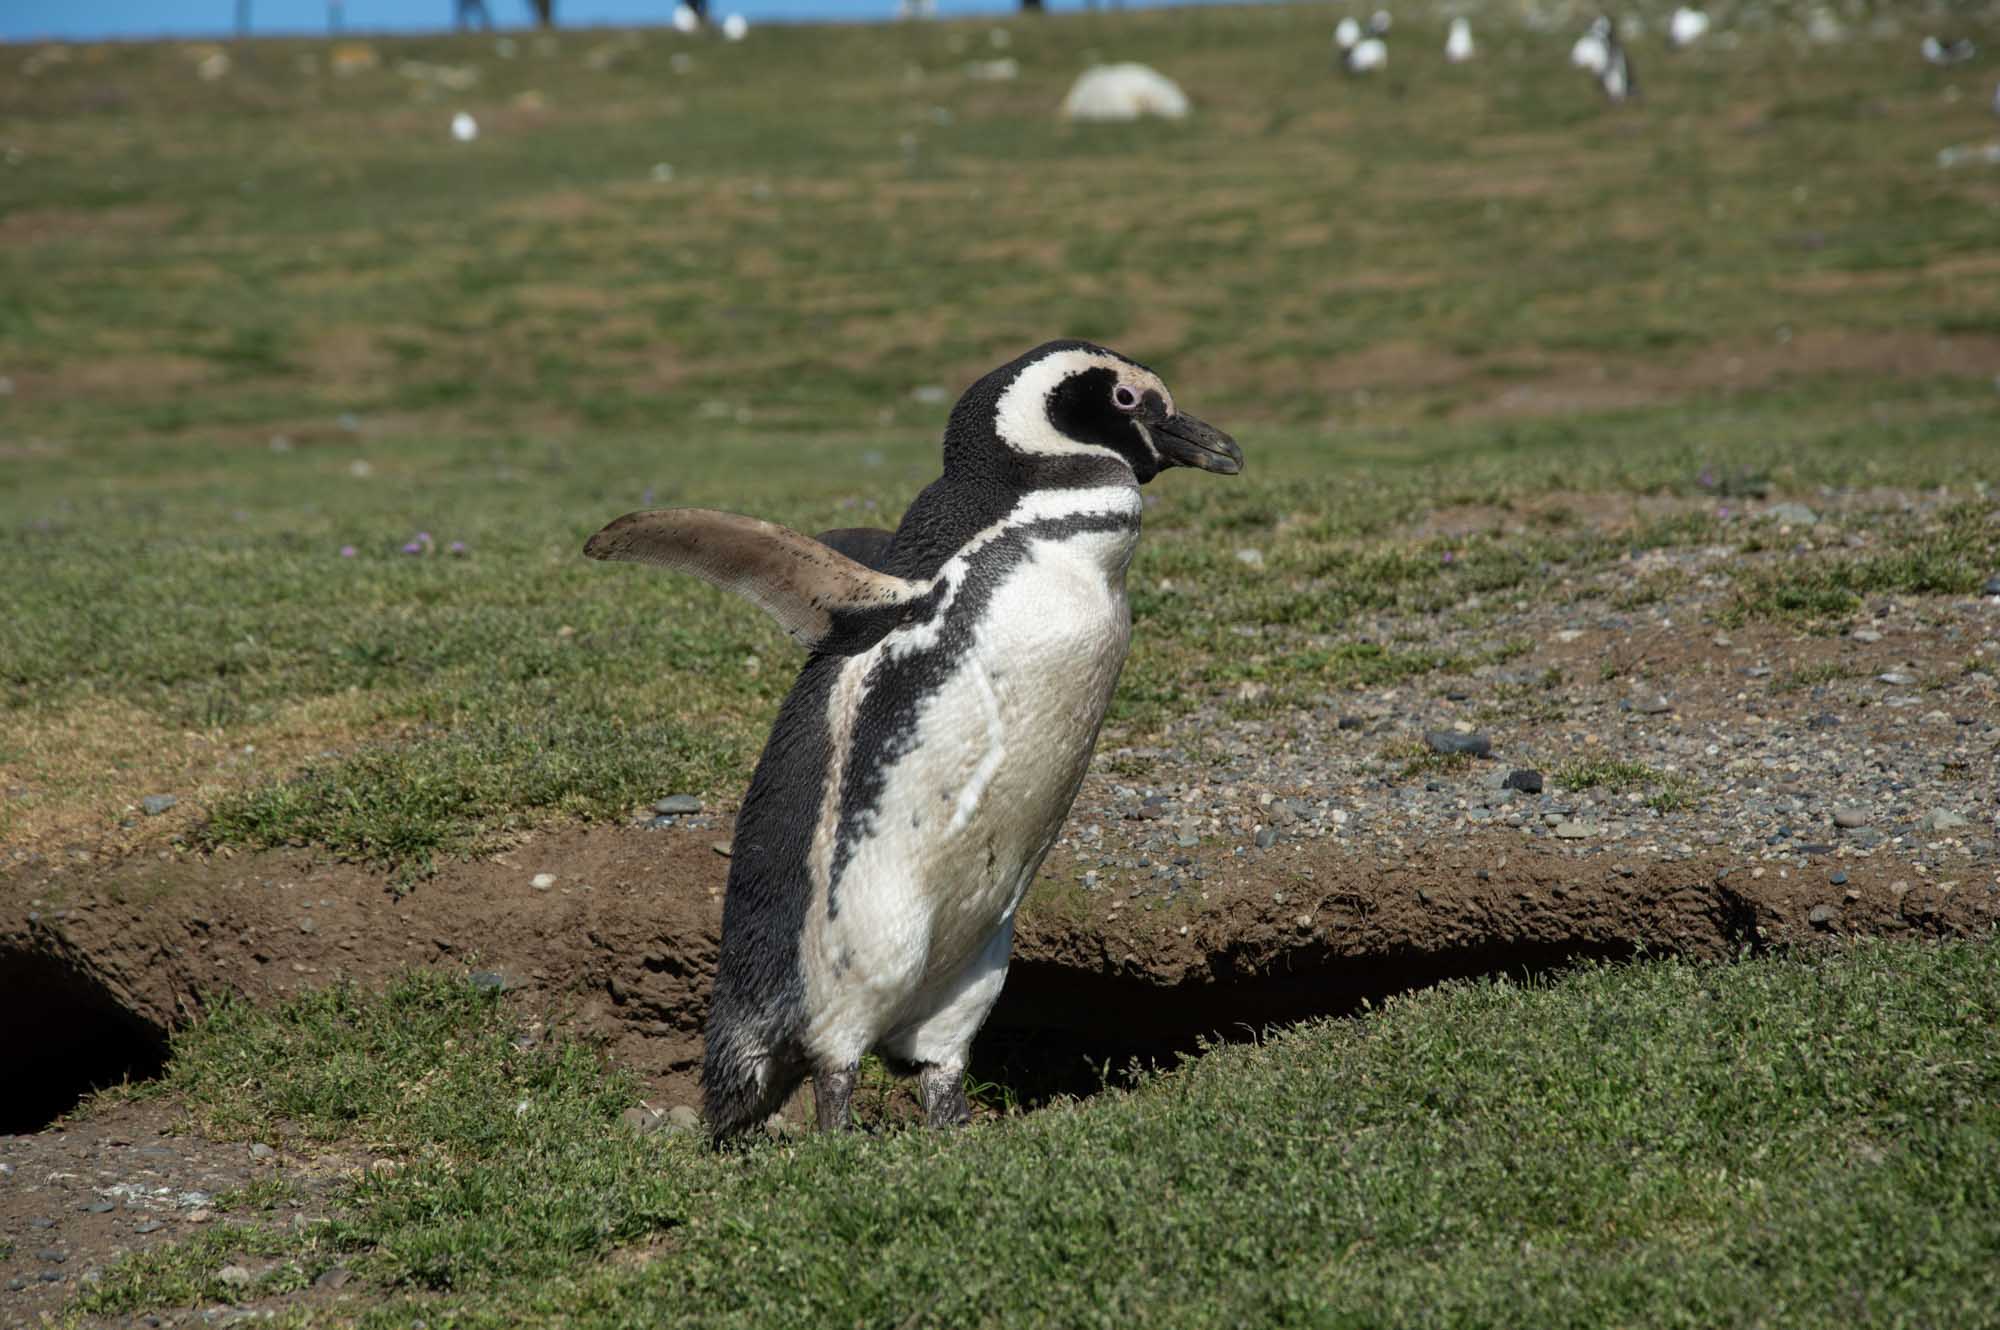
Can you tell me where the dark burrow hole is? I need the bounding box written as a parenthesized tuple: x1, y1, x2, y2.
(0, 947, 170, 1134)
(970, 940, 1640, 1112)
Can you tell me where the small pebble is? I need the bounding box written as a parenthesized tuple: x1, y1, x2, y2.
(4, 1278, 25, 1292)
(1809, 904, 1837, 926)
(133, 1219, 165, 1234)
(316, 1267, 353, 1290)
(468, 970, 506, 992)
(36, 1249, 66, 1264)
(1336, 715, 1364, 731)
(1831, 808, 1870, 830)
(1982, 575, 2000, 596)
(1502, 769, 1544, 794)
(1877, 671, 1916, 686)
(712, 840, 733, 857)
(82, 1199, 115, 1213)
(1828, 870, 1848, 886)
(530, 872, 556, 889)
(140, 794, 178, 816)
(28, 1217, 54, 1229)
(654, 794, 703, 815)
(1634, 695, 1672, 715)
(1254, 827, 1279, 849)
(667, 1105, 702, 1132)
(1851, 628, 1882, 643)
(250, 1143, 276, 1160)
(216, 1264, 254, 1289)
(1553, 821, 1594, 839)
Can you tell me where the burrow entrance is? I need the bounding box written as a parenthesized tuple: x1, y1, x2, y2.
(969, 939, 1641, 1110)
(0, 947, 170, 1135)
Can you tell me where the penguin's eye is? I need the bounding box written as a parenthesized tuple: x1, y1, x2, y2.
(1112, 385, 1141, 411)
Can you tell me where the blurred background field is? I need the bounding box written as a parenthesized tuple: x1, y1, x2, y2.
(2, 2, 1997, 862)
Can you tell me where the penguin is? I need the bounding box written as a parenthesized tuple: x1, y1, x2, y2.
(1570, 15, 1611, 74)
(585, 341, 1242, 1140)
(1598, 23, 1637, 103)
(1921, 36, 1976, 67)
(1445, 17, 1475, 64)
(1668, 5, 1709, 50)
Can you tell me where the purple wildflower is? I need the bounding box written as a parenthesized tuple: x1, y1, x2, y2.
(448, 540, 468, 555)
(402, 540, 424, 555)
(1441, 550, 1456, 565)
(339, 545, 358, 558)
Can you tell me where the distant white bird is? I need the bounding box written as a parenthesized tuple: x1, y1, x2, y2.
(1445, 17, 1475, 63)
(721, 12, 748, 40)
(671, 3, 700, 32)
(1334, 16, 1362, 51)
(1345, 35, 1387, 73)
(1571, 16, 1611, 74)
(1668, 6, 1709, 49)
(1369, 10, 1391, 35)
(450, 111, 478, 141)
(1921, 36, 1976, 66)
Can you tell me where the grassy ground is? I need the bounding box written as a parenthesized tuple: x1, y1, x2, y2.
(75, 938, 2000, 1326)
(4, 3, 1998, 868)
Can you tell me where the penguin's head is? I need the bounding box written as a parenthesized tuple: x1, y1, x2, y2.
(951, 339, 1242, 484)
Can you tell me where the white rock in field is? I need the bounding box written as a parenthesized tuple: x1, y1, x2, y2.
(721, 13, 749, 41)
(1669, 6, 1710, 49)
(1060, 63, 1191, 122)
(450, 111, 478, 142)
(1445, 18, 1475, 62)
(672, 3, 700, 32)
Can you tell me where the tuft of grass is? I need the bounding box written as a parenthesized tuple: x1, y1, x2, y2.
(80, 942, 2000, 1327)
(1556, 758, 1702, 814)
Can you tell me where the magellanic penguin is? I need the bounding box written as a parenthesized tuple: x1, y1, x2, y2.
(584, 341, 1243, 1140)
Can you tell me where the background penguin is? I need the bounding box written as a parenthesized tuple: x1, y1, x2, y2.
(585, 341, 1243, 1139)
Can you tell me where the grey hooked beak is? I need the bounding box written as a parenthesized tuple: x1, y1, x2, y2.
(1155, 411, 1243, 476)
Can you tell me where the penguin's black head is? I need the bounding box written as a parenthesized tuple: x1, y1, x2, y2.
(949, 339, 1242, 484)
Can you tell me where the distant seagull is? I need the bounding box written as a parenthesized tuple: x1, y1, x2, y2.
(1668, 6, 1709, 49)
(1571, 15, 1611, 74)
(672, 3, 700, 32)
(450, 111, 478, 141)
(1369, 9, 1391, 35)
(1335, 16, 1362, 51)
(1921, 36, 1976, 66)
(1445, 17, 1475, 62)
(1346, 35, 1387, 73)
(722, 12, 748, 40)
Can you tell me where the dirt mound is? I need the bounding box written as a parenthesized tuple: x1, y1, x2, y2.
(5, 822, 1992, 1133)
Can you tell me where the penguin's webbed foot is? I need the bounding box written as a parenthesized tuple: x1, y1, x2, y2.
(919, 1063, 971, 1129)
(814, 1063, 858, 1132)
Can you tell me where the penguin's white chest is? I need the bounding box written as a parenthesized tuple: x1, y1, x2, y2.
(804, 515, 1138, 1055)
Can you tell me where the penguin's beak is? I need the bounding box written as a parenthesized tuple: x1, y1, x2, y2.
(1155, 411, 1243, 475)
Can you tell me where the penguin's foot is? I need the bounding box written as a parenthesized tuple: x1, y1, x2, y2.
(919, 1063, 970, 1128)
(814, 1063, 858, 1132)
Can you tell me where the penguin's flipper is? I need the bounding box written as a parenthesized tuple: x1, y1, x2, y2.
(813, 526, 898, 572)
(585, 508, 932, 653)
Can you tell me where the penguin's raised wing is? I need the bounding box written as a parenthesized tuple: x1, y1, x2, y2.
(812, 526, 898, 572)
(584, 508, 936, 654)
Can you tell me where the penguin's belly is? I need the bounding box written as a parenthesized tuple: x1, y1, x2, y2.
(810, 530, 1133, 1050)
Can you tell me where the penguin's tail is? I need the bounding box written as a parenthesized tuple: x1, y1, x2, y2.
(701, 1017, 804, 1143)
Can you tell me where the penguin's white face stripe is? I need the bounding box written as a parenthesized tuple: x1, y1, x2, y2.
(993, 348, 1172, 462)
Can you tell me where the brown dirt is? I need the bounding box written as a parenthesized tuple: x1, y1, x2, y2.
(5, 814, 1991, 1131)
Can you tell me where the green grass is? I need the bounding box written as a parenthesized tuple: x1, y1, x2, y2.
(1555, 757, 1701, 814)
(82, 941, 2000, 1326)
(3, 5, 1997, 864)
